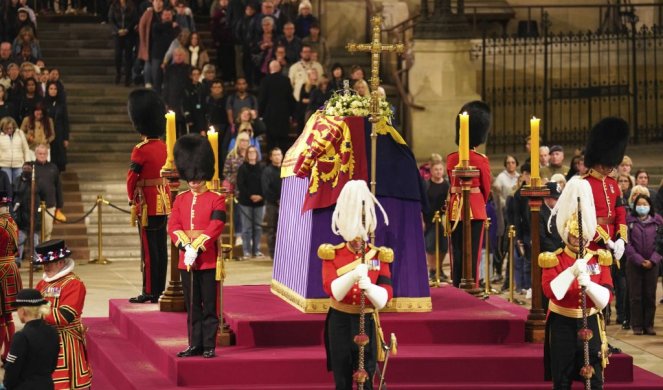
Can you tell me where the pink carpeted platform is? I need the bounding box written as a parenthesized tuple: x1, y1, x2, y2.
(85, 285, 663, 389)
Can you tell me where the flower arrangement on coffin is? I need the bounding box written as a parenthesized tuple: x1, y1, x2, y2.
(323, 91, 394, 119)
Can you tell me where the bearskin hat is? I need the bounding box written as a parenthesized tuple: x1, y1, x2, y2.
(174, 134, 215, 182)
(583, 117, 629, 169)
(455, 100, 491, 148)
(127, 88, 166, 138)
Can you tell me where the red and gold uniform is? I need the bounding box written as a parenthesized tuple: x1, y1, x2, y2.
(168, 189, 226, 352)
(446, 149, 492, 287)
(583, 169, 628, 252)
(0, 210, 21, 360)
(126, 138, 170, 302)
(37, 272, 92, 389)
(540, 247, 613, 389)
(319, 242, 393, 390)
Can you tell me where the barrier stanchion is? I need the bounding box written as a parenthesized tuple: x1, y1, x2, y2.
(40, 201, 46, 242)
(229, 193, 236, 261)
(430, 210, 442, 288)
(89, 195, 110, 265)
(482, 218, 497, 299)
(508, 225, 515, 303)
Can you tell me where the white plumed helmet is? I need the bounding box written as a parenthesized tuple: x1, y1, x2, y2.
(331, 180, 389, 242)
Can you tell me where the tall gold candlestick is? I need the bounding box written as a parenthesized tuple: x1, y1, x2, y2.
(164, 111, 176, 170)
(458, 112, 469, 165)
(207, 126, 219, 181)
(530, 116, 540, 185)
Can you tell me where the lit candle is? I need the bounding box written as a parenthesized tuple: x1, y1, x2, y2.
(458, 112, 470, 163)
(530, 116, 540, 182)
(207, 126, 219, 181)
(165, 111, 176, 168)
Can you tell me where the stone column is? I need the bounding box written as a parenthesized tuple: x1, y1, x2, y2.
(409, 39, 481, 159)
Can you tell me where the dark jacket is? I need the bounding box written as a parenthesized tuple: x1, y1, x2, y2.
(108, 1, 139, 37)
(162, 62, 192, 116)
(11, 171, 43, 231)
(625, 213, 663, 266)
(205, 95, 228, 129)
(44, 98, 69, 172)
(509, 183, 531, 243)
(540, 203, 563, 253)
(277, 35, 302, 65)
(150, 21, 178, 61)
(261, 164, 281, 204)
(237, 162, 264, 207)
(33, 161, 63, 209)
(258, 72, 294, 137)
(184, 82, 206, 133)
(3, 318, 60, 390)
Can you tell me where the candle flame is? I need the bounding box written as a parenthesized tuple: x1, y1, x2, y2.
(208, 126, 217, 134)
(532, 116, 538, 120)
(462, 111, 468, 116)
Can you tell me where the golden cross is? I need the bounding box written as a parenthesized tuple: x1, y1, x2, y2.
(346, 16, 405, 119)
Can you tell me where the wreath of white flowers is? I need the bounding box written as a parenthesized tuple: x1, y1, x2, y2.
(323, 91, 394, 119)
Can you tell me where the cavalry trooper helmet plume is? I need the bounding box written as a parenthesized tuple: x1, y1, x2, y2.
(174, 134, 215, 182)
(454, 100, 491, 148)
(127, 88, 167, 138)
(550, 176, 597, 247)
(583, 117, 629, 169)
(331, 180, 389, 242)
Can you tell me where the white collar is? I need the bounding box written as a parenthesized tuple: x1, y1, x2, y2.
(42, 258, 75, 282)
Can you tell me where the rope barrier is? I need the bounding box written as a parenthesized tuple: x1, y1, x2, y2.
(45, 203, 98, 224)
(104, 200, 132, 214)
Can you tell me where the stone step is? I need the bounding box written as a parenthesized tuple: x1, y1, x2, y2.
(56, 66, 116, 76)
(67, 95, 129, 104)
(61, 74, 116, 83)
(42, 48, 114, 57)
(38, 40, 114, 49)
(68, 105, 130, 114)
(67, 153, 128, 163)
(69, 133, 137, 144)
(70, 123, 132, 132)
(69, 114, 130, 124)
(39, 22, 109, 32)
(69, 142, 135, 153)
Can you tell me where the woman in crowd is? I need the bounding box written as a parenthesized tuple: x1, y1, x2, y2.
(624, 194, 662, 336)
(635, 169, 658, 200)
(0, 85, 15, 120)
(17, 77, 40, 123)
(423, 159, 449, 282)
(353, 79, 369, 98)
(163, 29, 191, 66)
(302, 22, 328, 68)
(11, 26, 40, 59)
(295, 68, 317, 132)
(492, 154, 520, 280)
(187, 32, 210, 70)
(44, 81, 69, 171)
(0, 116, 29, 187)
(307, 73, 330, 118)
(227, 107, 264, 155)
(329, 63, 344, 91)
(108, 0, 138, 86)
(223, 131, 250, 246)
(294, 0, 317, 39)
(236, 145, 264, 259)
(618, 174, 634, 212)
(618, 155, 634, 181)
(200, 63, 216, 98)
(21, 104, 54, 157)
(251, 16, 278, 85)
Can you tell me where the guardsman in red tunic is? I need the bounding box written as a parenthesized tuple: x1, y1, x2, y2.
(319, 180, 393, 390)
(34, 239, 92, 390)
(168, 135, 226, 359)
(126, 89, 171, 304)
(446, 101, 492, 287)
(541, 178, 612, 389)
(0, 191, 21, 361)
(581, 118, 630, 331)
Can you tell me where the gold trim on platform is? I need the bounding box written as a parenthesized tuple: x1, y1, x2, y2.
(271, 279, 433, 313)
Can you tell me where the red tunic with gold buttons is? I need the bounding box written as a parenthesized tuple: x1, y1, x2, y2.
(583, 169, 627, 251)
(126, 138, 170, 217)
(446, 150, 492, 221)
(541, 247, 613, 314)
(321, 243, 393, 308)
(0, 212, 20, 316)
(168, 189, 226, 270)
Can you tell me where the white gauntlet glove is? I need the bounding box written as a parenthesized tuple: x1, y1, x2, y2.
(184, 245, 198, 267)
(577, 271, 610, 310)
(612, 239, 625, 261)
(358, 276, 388, 310)
(331, 264, 368, 301)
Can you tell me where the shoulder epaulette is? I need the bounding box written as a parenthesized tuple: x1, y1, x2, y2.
(135, 139, 149, 149)
(554, 247, 563, 255)
(176, 190, 191, 197)
(475, 151, 487, 158)
(538, 251, 559, 268)
(377, 247, 394, 263)
(596, 249, 613, 266)
(317, 244, 336, 260)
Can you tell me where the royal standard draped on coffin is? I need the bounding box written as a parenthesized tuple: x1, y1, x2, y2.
(271, 111, 431, 313)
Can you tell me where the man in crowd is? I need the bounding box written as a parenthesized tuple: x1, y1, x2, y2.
(34, 144, 63, 242)
(225, 77, 257, 130)
(126, 89, 170, 304)
(0, 191, 20, 361)
(169, 134, 226, 359)
(137, 0, 164, 89)
(0, 42, 13, 69)
(278, 22, 301, 65)
(3, 288, 60, 390)
(261, 147, 282, 259)
(35, 239, 92, 389)
(288, 44, 323, 103)
(539, 145, 550, 169)
(541, 145, 569, 180)
(259, 60, 294, 153)
(204, 79, 231, 170)
(12, 162, 42, 267)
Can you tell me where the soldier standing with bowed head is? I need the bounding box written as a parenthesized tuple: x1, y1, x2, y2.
(318, 180, 394, 390)
(540, 177, 613, 389)
(168, 135, 226, 359)
(34, 239, 92, 389)
(445, 101, 492, 288)
(126, 88, 171, 304)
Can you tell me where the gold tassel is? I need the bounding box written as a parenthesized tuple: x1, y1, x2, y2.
(215, 256, 224, 281)
(390, 333, 397, 355)
(141, 203, 148, 227)
(373, 312, 387, 362)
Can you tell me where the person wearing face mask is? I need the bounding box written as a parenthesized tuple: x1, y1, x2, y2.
(624, 195, 661, 336)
